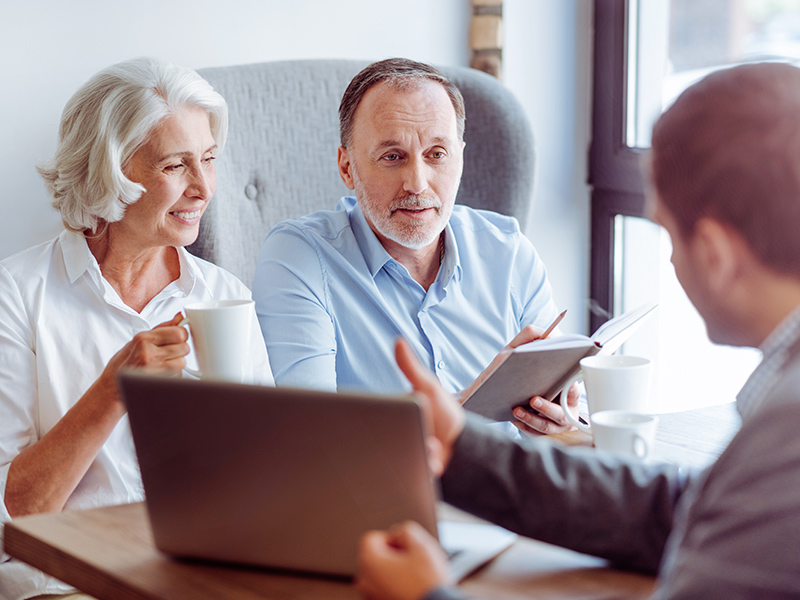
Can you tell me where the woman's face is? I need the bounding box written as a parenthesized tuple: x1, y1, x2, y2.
(117, 105, 217, 250)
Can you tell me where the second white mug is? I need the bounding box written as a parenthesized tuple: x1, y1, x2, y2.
(591, 410, 659, 459)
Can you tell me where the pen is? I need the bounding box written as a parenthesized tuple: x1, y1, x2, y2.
(540, 310, 567, 340)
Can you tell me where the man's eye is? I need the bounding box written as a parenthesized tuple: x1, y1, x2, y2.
(382, 153, 400, 162)
(164, 164, 184, 172)
(430, 151, 446, 159)
(203, 156, 216, 165)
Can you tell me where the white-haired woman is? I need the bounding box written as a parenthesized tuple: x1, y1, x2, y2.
(0, 57, 272, 600)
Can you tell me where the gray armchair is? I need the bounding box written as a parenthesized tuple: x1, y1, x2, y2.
(190, 59, 535, 287)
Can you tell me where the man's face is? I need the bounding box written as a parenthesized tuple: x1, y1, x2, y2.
(652, 196, 733, 345)
(338, 80, 464, 252)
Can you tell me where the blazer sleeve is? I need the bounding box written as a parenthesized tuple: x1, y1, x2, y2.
(440, 415, 693, 573)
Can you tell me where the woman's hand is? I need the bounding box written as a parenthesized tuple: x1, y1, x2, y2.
(5, 314, 190, 517)
(93, 313, 190, 409)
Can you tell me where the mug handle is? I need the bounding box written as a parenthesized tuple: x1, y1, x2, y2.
(177, 316, 202, 379)
(559, 373, 591, 434)
(632, 433, 649, 459)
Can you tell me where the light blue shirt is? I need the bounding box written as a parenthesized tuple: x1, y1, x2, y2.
(253, 197, 558, 395)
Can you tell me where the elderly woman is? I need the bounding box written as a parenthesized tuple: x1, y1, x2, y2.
(0, 57, 272, 599)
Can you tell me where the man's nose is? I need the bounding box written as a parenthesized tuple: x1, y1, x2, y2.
(402, 156, 429, 196)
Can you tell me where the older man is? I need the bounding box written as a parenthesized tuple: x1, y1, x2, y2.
(355, 63, 800, 599)
(253, 58, 577, 434)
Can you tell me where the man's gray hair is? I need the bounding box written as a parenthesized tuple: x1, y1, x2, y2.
(38, 57, 228, 233)
(339, 58, 466, 149)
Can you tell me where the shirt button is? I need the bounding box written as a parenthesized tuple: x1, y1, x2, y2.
(437, 360, 446, 370)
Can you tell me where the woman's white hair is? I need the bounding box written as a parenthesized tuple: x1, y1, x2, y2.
(38, 57, 228, 233)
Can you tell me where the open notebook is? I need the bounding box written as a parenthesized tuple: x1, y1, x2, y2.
(463, 303, 658, 422)
(120, 373, 515, 580)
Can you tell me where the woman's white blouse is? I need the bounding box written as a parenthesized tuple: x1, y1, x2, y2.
(0, 230, 273, 599)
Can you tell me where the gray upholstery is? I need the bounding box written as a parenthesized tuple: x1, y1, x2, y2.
(189, 59, 535, 287)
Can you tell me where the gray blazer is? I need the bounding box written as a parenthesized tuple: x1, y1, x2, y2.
(432, 352, 800, 598)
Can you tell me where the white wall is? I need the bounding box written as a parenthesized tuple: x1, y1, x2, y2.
(0, 0, 592, 333)
(506, 0, 593, 334)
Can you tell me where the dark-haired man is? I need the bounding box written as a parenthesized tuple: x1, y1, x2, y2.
(356, 62, 800, 599)
(253, 58, 579, 434)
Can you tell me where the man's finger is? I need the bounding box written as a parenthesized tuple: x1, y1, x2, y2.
(566, 383, 582, 407)
(395, 337, 465, 472)
(507, 325, 545, 349)
(398, 521, 437, 548)
(360, 529, 391, 556)
(527, 396, 567, 424)
(513, 408, 553, 434)
(395, 338, 441, 397)
(425, 438, 445, 477)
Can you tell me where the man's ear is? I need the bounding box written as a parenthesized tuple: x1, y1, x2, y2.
(693, 218, 743, 293)
(337, 146, 356, 190)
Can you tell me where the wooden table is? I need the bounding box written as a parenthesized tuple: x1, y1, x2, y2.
(4, 503, 655, 600)
(4, 403, 739, 600)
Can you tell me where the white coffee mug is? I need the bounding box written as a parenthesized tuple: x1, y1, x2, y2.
(561, 354, 651, 434)
(179, 299, 254, 382)
(591, 410, 659, 459)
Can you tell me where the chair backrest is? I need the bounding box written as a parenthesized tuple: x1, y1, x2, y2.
(190, 59, 535, 287)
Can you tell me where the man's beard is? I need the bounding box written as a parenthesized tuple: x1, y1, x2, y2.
(354, 170, 454, 250)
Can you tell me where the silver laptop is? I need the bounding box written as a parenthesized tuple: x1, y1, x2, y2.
(119, 373, 515, 579)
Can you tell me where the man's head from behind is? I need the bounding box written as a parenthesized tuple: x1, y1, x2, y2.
(652, 62, 800, 275)
(651, 62, 800, 345)
(337, 59, 466, 253)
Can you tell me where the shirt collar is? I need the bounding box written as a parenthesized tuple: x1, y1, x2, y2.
(760, 303, 800, 361)
(60, 228, 202, 297)
(345, 196, 462, 284)
(61, 229, 94, 284)
(439, 220, 462, 284)
(737, 303, 800, 420)
(347, 199, 393, 277)
(174, 246, 202, 296)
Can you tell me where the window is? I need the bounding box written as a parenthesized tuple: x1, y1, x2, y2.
(590, 0, 800, 411)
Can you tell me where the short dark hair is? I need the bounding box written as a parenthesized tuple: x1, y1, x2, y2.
(338, 58, 466, 148)
(651, 62, 800, 276)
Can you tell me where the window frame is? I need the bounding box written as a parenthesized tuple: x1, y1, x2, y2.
(589, 0, 647, 333)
